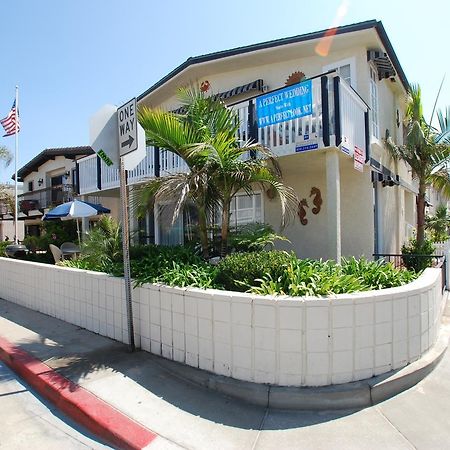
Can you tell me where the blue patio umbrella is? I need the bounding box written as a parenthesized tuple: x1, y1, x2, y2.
(43, 199, 110, 219)
(43, 199, 111, 244)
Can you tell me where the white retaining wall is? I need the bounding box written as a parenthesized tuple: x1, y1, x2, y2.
(0, 258, 445, 386)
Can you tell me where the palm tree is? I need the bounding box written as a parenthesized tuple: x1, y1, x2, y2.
(204, 134, 297, 256)
(136, 88, 297, 257)
(135, 89, 225, 258)
(425, 204, 450, 242)
(386, 84, 450, 245)
(0, 146, 12, 166)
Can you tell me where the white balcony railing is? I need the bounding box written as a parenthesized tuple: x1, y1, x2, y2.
(160, 149, 189, 176)
(339, 80, 368, 157)
(78, 74, 368, 195)
(127, 146, 156, 184)
(78, 154, 98, 195)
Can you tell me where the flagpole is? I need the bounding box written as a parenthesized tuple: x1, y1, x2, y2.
(14, 86, 19, 244)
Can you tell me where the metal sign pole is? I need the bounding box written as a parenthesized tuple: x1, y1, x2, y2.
(119, 156, 135, 352)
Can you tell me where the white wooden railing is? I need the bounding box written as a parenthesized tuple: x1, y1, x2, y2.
(78, 154, 98, 195)
(78, 74, 368, 195)
(160, 149, 189, 176)
(100, 160, 120, 190)
(128, 146, 156, 184)
(339, 80, 368, 157)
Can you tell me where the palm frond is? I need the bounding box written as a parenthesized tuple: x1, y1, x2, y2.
(436, 107, 450, 144)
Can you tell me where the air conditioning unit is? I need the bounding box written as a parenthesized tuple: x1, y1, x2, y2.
(371, 171, 399, 187)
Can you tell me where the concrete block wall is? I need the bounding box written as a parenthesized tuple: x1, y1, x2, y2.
(0, 258, 445, 387)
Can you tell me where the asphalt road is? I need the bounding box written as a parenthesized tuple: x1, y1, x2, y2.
(0, 361, 111, 450)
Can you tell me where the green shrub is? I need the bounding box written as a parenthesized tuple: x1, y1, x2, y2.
(0, 240, 12, 257)
(215, 250, 295, 292)
(131, 245, 209, 286)
(42, 220, 78, 247)
(341, 257, 416, 289)
(80, 216, 122, 270)
(23, 235, 49, 252)
(228, 223, 290, 252)
(401, 238, 435, 272)
(23, 251, 54, 265)
(62, 245, 418, 295)
(251, 257, 418, 297)
(157, 262, 218, 289)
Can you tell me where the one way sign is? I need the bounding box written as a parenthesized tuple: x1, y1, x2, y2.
(118, 98, 138, 156)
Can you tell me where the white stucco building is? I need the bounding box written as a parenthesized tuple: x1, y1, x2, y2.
(76, 19, 419, 260)
(15, 146, 100, 236)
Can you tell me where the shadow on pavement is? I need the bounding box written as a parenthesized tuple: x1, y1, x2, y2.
(0, 299, 360, 430)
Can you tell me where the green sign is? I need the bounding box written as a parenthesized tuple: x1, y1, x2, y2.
(97, 149, 113, 167)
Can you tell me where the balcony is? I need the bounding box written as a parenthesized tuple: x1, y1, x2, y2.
(77, 73, 369, 196)
(19, 185, 74, 214)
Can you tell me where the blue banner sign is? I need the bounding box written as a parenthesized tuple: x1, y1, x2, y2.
(256, 80, 313, 128)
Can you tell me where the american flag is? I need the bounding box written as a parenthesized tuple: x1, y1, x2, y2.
(1, 100, 20, 137)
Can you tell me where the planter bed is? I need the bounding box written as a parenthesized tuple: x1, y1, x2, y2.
(0, 257, 444, 386)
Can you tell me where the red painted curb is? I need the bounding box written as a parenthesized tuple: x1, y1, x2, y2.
(0, 336, 157, 450)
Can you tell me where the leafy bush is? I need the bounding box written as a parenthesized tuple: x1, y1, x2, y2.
(156, 262, 218, 289)
(0, 240, 11, 257)
(65, 243, 217, 289)
(401, 238, 435, 272)
(79, 216, 122, 272)
(251, 257, 418, 296)
(228, 223, 290, 252)
(23, 251, 54, 265)
(341, 257, 416, 289)
(215, 250, 295, 292)
(131, 245, 211, 287)
(42, 220, 78, 247)
(62, 245, 417, 295)
(23, 235, 48, 252)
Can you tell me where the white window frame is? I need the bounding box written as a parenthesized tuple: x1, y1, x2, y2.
(230, 191, 264, 227)
(154, 201, 184, 246)
(215, 191, 264, 228)
(323, 57, 357, 89)
(369, 63, 380, 140)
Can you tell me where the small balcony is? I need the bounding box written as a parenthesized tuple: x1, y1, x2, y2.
(77, 73, 369, 196)
(19, 185, 73, 214)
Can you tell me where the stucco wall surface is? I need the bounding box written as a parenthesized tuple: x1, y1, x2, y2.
(0, 258, 444, 387)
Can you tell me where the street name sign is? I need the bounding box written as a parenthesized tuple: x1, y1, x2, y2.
(118, 98, 138, 156)
(89, 104, 120, 167)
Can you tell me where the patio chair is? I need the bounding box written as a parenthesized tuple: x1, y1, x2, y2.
(49, 244, 63, 264)
(60, 242, 81, 259)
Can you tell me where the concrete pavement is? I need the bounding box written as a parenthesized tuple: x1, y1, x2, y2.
(0, 296, 449, 449)
(0, 361, 111, 449)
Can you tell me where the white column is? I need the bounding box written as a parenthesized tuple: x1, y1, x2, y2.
(80, 195, 89, 241)
(326, 149, 341, 262)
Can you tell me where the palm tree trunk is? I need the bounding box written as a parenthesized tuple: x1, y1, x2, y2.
(198, 206, 209, 259)
(417, 180, 426, 245)
(220, 202, 230, 258)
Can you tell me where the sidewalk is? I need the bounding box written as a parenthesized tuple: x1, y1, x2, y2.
(0, 297, 450, 450)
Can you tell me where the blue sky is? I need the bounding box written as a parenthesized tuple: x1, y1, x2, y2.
(1, 0, 448, 183)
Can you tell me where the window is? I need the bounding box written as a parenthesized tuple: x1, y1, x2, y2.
(28, 181, 33, 192)
(214, 193, 263, 228)
(228, 193, 263, 228)
(370, 65, 379, 139)
(156, 203, 183, 246)
(323, 58, 356, 88)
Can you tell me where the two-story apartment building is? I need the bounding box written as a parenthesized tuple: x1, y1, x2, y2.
(16, 146, 95, 236)
(77, 19, 419, 260)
